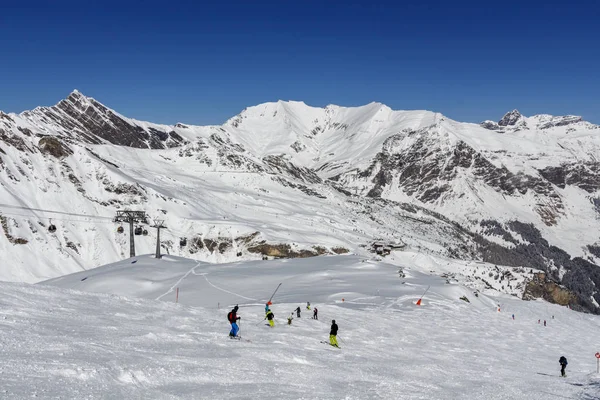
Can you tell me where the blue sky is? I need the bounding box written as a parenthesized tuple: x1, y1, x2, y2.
(0, 0, 598, 125)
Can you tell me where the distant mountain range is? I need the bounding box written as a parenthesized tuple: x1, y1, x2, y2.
(2, 90, 600, 313)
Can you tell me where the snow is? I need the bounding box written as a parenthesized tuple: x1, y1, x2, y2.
(0, 254, 592, 398)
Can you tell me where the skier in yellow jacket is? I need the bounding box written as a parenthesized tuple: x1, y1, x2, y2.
(266, 309, 275, 327)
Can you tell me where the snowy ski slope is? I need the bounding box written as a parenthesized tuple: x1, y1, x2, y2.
(6, 253, 593, 399)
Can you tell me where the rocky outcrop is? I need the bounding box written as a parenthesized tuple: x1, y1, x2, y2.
(0, 215, 29, 245)
(20, 91, 185, 149)
(523, 272, 576, 306)
(473, 220, 600, 313)
(538, 162, 600, 193)
(481, 120, 500, 130)
(38, 136, 72, 158)
(248, 243, 318, 258)
(498, 110, 523, 126)
(537, 115, 583, 129)
(359, 131, 563, 225)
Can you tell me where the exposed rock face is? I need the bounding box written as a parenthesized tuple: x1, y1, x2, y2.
(498, 110, 523, 126)
(473, 221, 600, 313)
(247, 243, 318, 258)
(523, 272, 576, 306)
(538, 162, 600, 193)
(18, 91, 185, 149)
(355, 132, 563, 225)
(481, 120, 500, 130)
(38, 137, 72, 158)
(537, 115, 583, 129)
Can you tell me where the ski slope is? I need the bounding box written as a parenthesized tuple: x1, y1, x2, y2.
(0, 254, 590, 399)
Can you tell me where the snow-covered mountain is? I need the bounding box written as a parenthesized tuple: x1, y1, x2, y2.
(2, 91, 600, 313)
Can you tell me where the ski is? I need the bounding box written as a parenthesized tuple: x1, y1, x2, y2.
(320, 340, 341, 349)
(229, 336, 251, 342)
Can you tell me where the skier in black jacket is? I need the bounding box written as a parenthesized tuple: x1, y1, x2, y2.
(329, 320, 339, 347)
(559, 356, 568, 377)
(295, 306, 301, 318)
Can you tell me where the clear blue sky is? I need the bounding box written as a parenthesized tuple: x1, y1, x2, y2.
(0, 0, 598, 125)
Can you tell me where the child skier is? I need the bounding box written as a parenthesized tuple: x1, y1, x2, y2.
(266, 309, 275, 327)
(227, 305, 241, 338)
(559, 356, 568, 377)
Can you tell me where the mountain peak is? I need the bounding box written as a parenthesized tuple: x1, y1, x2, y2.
(498, 109, 523, 127)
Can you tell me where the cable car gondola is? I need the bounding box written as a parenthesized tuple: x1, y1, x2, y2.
(180, 237, 187, 247)
(142, 229, 148, 236)
(134, 226, 143, 235)
(117, 226, 124, 234)
(48, 224, 56, 233)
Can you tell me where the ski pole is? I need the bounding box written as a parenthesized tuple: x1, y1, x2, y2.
(337, 335, 346, 345)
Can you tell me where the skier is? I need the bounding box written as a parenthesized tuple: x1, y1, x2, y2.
(307, 301, 311, 310)
(329, 319, 339, 347)
(227, 305, 241, 338)
(544, 320, 547, 327)
(559, 356, 568, 377)
(295, 306, 301, 318)
(266, 309, 275, 328)
(287, 313, 293, 325)
(265, 303, 270, 313)
(313, 307, 318, 320)
(512, 314, 515, 320)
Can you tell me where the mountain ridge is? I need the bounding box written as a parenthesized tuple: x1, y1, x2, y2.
(3, 90, 600, 314)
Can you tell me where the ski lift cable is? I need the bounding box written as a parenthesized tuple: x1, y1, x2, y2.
(0, 210, 115, 225)
(0, 203, 114, 220)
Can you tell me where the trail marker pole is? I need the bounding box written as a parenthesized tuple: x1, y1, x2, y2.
(267, 283, 282, 305)
(595, 352, 600, 373)
(416, 285, 430, 306)
(176, 287, 179, 303)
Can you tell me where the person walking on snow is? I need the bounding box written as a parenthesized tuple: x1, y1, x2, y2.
(559, 356, 568, 377)
(307, 301, 311, 310)
(544, 320, 547, 326)
(266, 309, 275, 327)
(295, 306, 301, 318)
(329, 320, 339, 347)
(313, 307, 318, 320)
(228, 305, 241, 337)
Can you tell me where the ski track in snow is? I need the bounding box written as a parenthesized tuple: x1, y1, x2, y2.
(197, 272, 259, 302)
(155, 262, 202, 301)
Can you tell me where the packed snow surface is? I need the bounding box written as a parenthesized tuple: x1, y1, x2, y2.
(0, 254, 592, 399)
